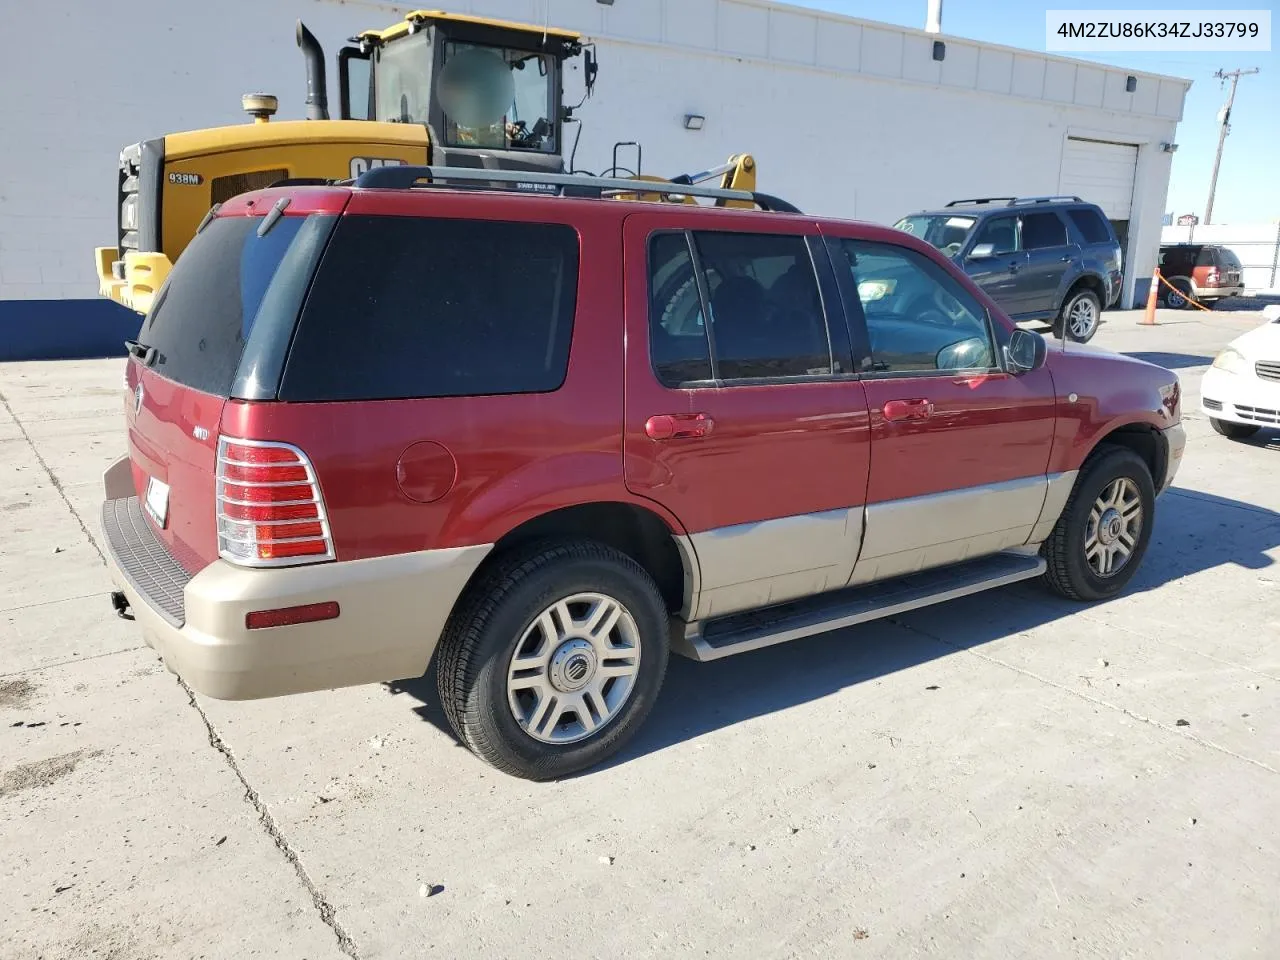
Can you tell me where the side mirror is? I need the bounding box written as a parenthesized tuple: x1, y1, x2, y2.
(1006, 329, 1047, 374)
(968, 243, 996, 260)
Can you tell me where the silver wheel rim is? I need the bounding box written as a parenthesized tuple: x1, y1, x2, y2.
(507, 592, 641, 745)
(1068, 297, 1097, 338)
(1085, 478, 1143, 578)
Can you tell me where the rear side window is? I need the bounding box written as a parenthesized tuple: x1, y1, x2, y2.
(1021, 212, 1068, 249)
(1218, 248, 1243, 268)
(140, 214, 333, 396)
(281, 216, 578, 401)
(694, 232, 832, 381)
(1196, 246, 1222, 267)
(1068, 208, 1112, 244)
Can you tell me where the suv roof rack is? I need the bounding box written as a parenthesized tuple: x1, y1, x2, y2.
(350, 164, 802, 213)
(944, 195, 1085, 208)
(1007, 195, 1083, 206)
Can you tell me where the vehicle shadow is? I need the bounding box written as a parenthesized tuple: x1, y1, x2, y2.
(1211, 294, 1280, 313)
(1123, 350, 1214, 369)
(384, 487, 1280, 769)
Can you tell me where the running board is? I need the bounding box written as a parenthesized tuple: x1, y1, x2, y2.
(674, 551, 1046, 662)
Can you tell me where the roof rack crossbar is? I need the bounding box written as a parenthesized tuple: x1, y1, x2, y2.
(945, 197, 1016, 207)
(1008, 195, 1084, 205)
(351, 164, 793, 210)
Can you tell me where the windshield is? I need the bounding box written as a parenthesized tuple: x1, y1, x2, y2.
(894, 215, 978, 257)
(438, 42, 556, 153)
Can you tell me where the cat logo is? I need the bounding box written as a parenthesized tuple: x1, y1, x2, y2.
(350, 157, 408, 178)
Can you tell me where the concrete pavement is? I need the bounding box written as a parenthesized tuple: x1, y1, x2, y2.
(2, 307, 1277, 959)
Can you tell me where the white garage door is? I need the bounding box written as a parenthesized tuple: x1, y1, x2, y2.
(1059, 138, 1138, 219)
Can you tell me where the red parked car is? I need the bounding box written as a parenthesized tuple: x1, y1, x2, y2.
(102, 169, 1185, 780)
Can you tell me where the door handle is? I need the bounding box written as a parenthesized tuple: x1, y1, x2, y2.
(1060, 254, 1073, 262)
(645, 413, 715, 440)
(882, 399, 934, 423)
(1008, 261, 1020, 274)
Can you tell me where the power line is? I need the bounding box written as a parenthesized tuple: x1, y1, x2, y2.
(1204, 67, 1259, 225)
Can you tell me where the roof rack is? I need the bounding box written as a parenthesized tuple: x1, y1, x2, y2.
(945, 195, 1085, 208)
(350, 165, 802, 213)
(1007, 195, 1083, 206)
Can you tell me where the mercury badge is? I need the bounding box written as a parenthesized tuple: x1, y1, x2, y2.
(133, 382, 145, 416)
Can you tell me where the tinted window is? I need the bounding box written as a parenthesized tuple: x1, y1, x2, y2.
(1068, 208, 1112, 244)
(841, 240, 994, 374)
(281, 216, 578, 401)
(1022, 212, 1068, 249)
(693, 232, 832, 380)
(648, 234, 712, 387)
(140, 214, 333, 396)
(1218, 247, 1243, 269)
(973, 216, 1019, 254)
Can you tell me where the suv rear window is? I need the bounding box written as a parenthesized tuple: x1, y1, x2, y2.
(1068, 208, 1112, 244)
(280, 216, 579, 402)
(139, 214, 334, 396)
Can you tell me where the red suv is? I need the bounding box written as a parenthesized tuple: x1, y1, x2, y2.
(102, 169, 1185, 780)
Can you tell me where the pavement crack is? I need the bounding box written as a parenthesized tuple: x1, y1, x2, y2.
(0, 390, 105, 561)
(178, 676, 362, 959)
(890, 617, 1279, 777)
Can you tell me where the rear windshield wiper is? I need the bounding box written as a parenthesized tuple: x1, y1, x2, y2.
(124, 339, 157, 366)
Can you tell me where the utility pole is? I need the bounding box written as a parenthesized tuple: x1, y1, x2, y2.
(1204, 67, 1259, 225)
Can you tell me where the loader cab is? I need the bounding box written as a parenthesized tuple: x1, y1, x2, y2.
(341, 11, 592, 174)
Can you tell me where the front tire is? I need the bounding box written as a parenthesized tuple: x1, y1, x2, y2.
(1056, 288, 1101, 343)
(1040, 446, 1155, 601)
(1211, 418, 1260, 440)
(436, 540, 669, 781)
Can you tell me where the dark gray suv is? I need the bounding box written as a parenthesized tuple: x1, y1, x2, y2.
(895, 196, 1123, 343)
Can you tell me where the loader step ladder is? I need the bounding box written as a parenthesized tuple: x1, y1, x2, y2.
(674, 550, 1046, 661)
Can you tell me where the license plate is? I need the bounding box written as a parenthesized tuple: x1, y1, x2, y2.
(144, 476, 170, 528)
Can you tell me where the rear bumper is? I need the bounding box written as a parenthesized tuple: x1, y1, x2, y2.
(1158, 423, 1186, 494)
(100, 468, 490, 699)
(1198, 285, 1246, 301)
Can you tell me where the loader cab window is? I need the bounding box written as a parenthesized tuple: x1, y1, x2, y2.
(374, 29, 434, 124)
(438, 42, 556, 153)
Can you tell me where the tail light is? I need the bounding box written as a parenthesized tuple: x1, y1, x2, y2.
(1206, 267, 1220, 285)
(216, 437, 335, 566)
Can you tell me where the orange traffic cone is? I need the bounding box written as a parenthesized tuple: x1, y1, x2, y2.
(1141, 268, 1159, 325)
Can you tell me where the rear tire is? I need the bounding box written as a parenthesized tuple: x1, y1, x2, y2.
(1163, 281, 1193, 310)
(436, 539, 669, 781)
(1055, 287, 1101, 343)
(1210, 418, 1260, 440)
(1040, 446, 1155, 602)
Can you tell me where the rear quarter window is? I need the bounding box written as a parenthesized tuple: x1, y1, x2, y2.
(280, 216, 579, 402)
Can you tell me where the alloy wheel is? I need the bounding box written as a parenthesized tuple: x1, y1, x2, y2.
(506, 592, 642, 744)
(1068, 296, 1098, 339)
(1084, 477, 1143, 577)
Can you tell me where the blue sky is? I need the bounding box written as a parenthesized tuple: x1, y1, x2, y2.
(792, 0, 1278, 224)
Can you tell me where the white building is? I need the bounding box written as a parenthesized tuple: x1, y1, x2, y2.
(0, 0, 1190, 358)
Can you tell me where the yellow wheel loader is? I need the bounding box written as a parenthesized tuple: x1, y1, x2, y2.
(95, 9, 760, 315)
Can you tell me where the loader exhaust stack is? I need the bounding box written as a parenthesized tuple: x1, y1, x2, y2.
(296, 21, 330, 120)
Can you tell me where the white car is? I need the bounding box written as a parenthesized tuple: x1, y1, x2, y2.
(1201, 309, 1280, 439)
